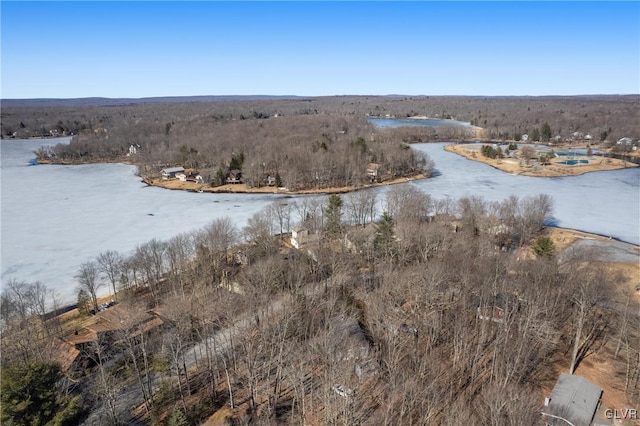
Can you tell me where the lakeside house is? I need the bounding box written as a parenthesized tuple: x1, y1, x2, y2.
(46, 337, 83, 373)
(542, 374, 602, 426)
(226, 169, 243, 184)
(291, 227, 310, 249)
(49, 305, 167, 374)
(161, 166, 185, 179)
(176, 170, 204, 184)
(366, 162, 381, 181)
(127, 144, 139, 156)
(572, 132, 585, 142)
(185, 170, 203, 184)
(617, 137, 633, 146)
(343, 223, 378, 255)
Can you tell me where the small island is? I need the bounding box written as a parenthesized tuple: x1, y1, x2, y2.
(445, 142, 638, 177)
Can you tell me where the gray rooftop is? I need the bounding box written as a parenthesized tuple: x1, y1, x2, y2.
(542, 373, 602, 426)
(161, 167, 185, 173)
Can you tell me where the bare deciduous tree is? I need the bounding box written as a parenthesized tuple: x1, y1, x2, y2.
(385, 185, 431, 226)
(96, 250, 123, 301)
(244, 207, 278, 258)
(345, 190, 378, 227)
(76, 261, 102, 314)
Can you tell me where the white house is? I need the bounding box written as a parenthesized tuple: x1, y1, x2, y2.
(161, 167, 185, 179)
(617, 137, 633, 146)
(291, 227, 309, 249)
(127, 144, 139, 156)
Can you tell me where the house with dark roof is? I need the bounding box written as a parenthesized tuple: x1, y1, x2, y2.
(226, 169, 243, 184)
(542, 373, 602, 426)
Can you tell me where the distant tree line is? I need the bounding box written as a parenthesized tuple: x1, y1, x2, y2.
(3, 95, 638, 145)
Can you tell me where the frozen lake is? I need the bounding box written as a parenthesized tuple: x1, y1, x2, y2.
(2, 137, 639, 304)
(1, 138, 286, 303)
(410, 143, 639, 244)
(368, 117, 480, 129)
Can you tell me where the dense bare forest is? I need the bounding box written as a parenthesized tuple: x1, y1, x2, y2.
(2, 95, 639, 190)
(3, 95, 639, 143)
(2, 189, 639, 425)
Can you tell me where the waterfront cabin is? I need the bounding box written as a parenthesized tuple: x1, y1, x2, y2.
(185, 170, 203, 184)
(226, 170, 243, 184)
(366, 162, 381, 182)
(161, 166, 185, 179)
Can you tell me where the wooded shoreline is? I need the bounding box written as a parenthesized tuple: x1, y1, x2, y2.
(141, 173, 430, 195)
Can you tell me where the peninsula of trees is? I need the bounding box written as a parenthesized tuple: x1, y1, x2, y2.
(2, 95, 639, 192)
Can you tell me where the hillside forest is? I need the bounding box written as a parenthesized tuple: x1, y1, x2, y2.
(2, 186, 639, 425)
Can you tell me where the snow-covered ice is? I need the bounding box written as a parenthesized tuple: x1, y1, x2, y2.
(1, 138, 283, 303)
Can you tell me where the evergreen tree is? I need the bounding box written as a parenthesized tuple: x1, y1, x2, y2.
(77, 289, 90, 316)
(541, 122, 552, 142)
(1, 362, 84, 426)
(214, 168, 226, 187)
(324, 194, 343, 238)
(167, 406, 189, 426)
(532, 236, 555, 257)
(374, 212, 397, 259)
(481, 145, 498, 159)
(532, 128, 541, 142)
(229, 152, 244, 170)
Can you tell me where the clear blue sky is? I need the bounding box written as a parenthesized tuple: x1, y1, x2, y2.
(1, 1, 639, 98)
